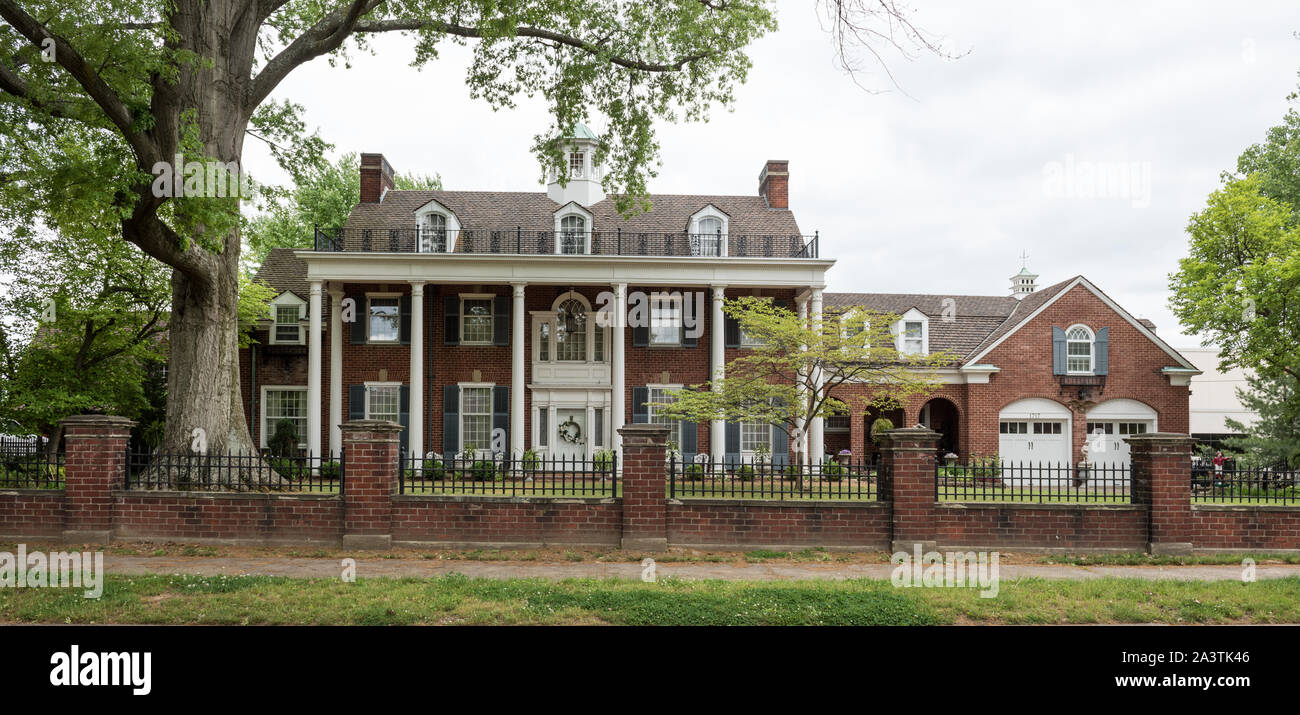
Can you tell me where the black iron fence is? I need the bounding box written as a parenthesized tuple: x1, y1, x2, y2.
(669, 457, 879, 501)
(1192, 463, 1299, 505)
(0, 450, 65, 489)
(313, 227, 819, 259)
(124, 450, 344, 493)
(937, 461, 1131, 503)
(398, 453, 618, 496)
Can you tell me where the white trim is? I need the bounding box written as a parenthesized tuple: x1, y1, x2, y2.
(553, 202, 594, 255)
(963, 276, 1198, 370)
(364, 293, 403, 344)
(361, 381, 402, 422)
(458, 293, 496, 345)
(645, 384, 684, 446)
(688, 204, 730, 257)
(268, 292, 307, 345)
(456, 382, 496, 455)
(648, 292, 685, 347)
(1064, 323, 1095, 374)
(260, 385, 308, 449)
(895, 308, 929, 356)
(1086, 398, 1158, 422)
(413, 198, 461, 253)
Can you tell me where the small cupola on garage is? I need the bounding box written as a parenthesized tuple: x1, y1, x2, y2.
(546, 123, 605, 207)
(1010, 259, 1039, 299)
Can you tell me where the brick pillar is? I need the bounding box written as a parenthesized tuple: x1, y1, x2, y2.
(61, 414, 135, 544)
(1128, 432, 1194, 555)
(341, 419, 402, 549)
(849, 410, 866, 461)
(878, 427, 940, 554)
(618, 423, 669, 552)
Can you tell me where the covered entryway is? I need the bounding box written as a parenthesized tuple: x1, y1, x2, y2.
(919, 398, 959, 456)
(1085, 399, 1157, 468)
(998, 398, 1070, 466)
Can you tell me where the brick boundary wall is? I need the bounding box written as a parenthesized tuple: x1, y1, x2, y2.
(2, 415, 1299, 552)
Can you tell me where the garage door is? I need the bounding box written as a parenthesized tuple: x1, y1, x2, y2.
(999, 398, 1071, 466)
(1085, 399, 1157, 469)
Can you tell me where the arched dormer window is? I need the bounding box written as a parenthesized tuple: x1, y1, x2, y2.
(553, 202, 593, 254)
(689, 205, 729, 257)
(413, 199, 460, 253)
(1066, 324, 1094, 373)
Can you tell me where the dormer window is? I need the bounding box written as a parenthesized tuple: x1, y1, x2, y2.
(902, 322, 923, 354)
(413, 199, 460, 252)
(689, 205, 729, 257)
(553, 203, 593, 254)
(268, 293, 307, 345)
(1066, 325, 1094, 373)
(894, 308, 929, 356)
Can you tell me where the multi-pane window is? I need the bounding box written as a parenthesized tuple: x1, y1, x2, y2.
(368, 297, 400, 343)
(593, 408, 605, 447)
(539, 323, 550, 361)
(741, 421, 771, 453)
(694, 216, 723, 256)
(462, 298, 493, 344)
(274, 305, 301, 344)
(461, 387, 492, 451)
(650, 295, 682, 346)
(647, 387, 681, 445)
(901, 321, 924, 355)
(999, 421, 1028, 434)
(593, 327, 605, 362)
(1086, 422, 1114, 435)
(365, 385, 399, 423)
(1118, 422, 1148, 435)
(825, 414, 850, 432)
(556, 299, 587, 361)
(569, 151, 585, 178)
(538, 409, 549, 447)
(264, 389, 307, 446)
(1067, 326, 1093, 373)
(1032, 422, 1062, 435)
(420, 213, 447, 252)
(559, 215, 586, 254)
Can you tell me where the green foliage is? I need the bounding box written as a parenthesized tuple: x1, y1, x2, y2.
(736, 465, 756, 481)
(469, 460, 498, 482)
(319, 461, 342, 480)
(522, 450, 540, 472)
(822, 460, 844, 480)
(593, 448, 616, 472)
(870, 417, 895, 443)
(683, 464, 705, 481)
(267, 419, 300, 459)
(1224, 372, 1300, 467)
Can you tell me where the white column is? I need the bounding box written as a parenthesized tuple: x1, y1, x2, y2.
(710, 285, 727, 462)
(511, 282, 526, 457)
(611, 283, 627, 455)
(307, 280, 322, 460)
(808, 288, 825, 467)
(408, 281, 425, 460)
(795, 294, 809, 468)
(328, 286, 343, 458)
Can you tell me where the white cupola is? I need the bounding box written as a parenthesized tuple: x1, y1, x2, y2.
(546, 123, 605, 207)
(1010, 264, 1039, 299)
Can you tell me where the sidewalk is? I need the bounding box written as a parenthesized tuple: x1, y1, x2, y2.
(100, 554, 1300, 582)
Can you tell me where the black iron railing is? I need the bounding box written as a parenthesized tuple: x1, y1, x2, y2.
(398, 453, 617, 496)
(1192, 462, 1299, 505)
(937, 461, 1130, 503)
(0, 450, 64, 489)
(313, 226, 819, 259)
(669, 456, 878, 501)
(124, 450, 345, 493)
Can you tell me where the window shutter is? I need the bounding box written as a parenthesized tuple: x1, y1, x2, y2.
(398, 385, 410, 457)
(724, 314, 740, 348)
(678, 387, 697, 461)
(724, 421, 740, 469)
(492, 296, 510, 346)
(492, 386, 509, 453)
(349, 292, 366, 344)
(682, 309, 698, 349)
(443, 295, 460, 346)
(1051, 326, 1066, 375)
(632, 323, 649, 348)
(632, 387, 649, 423)
(1094, 327, 1109, 376)
(442, 385, 460, 454)
(399, 295, 412, 344)
(348, 385, 366, 420)
(770, 396, 789, 466)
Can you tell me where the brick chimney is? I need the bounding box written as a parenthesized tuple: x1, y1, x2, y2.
(360, 153, 395, 203)
(758, 160, 789, 209)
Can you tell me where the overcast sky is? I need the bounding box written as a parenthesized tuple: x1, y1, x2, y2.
(243, 0, 1300, 350)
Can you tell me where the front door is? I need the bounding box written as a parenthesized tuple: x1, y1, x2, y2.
(552, 409, 588, 460)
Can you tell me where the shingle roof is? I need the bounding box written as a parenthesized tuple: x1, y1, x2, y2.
(343, 191, 802, 237)
(254, 247, 310, 298)
(955, 276, 1079, 361)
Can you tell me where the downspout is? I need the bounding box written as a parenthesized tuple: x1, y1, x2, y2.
(249, 343, 257, 447)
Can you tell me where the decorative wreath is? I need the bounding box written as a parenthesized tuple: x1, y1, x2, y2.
(557, 418, 584, 445)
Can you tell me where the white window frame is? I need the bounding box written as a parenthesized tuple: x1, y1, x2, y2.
(260, 385, 308, 449)
(894, 308, 929, 356)
(740, 420, 771, 456)
(413, 199, 461, 253)
(646, 384, 682, 446)
(458, 382, 495, 455)
(267, 293, 306, 346)
(738, 295, 771, 348)
(649, 292, 684, 347)
(553, 203, 593, 255)
(1065, 324, 1094, 374)
(568, 150, 586, 179)
(460, 293, 496, 346)
(688, 205, 729, 257)
(366, 293, 402, 345)
(363, 382, 401, 423)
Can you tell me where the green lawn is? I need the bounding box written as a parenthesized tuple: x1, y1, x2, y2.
(1, 573, 1296, 625)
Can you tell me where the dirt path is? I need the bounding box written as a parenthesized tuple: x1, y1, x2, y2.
(99, 554, 1300, 582)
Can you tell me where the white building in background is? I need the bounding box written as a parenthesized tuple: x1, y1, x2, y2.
(1184, 348, 1257, 440)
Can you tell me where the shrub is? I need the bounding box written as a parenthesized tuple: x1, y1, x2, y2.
(269, 457, 306, 480)
(822, 460, 844, 481)
(319, 461, 342, 480)
(737, 465, 756, 481)
(469, 460, 497, 482)
(783, 465, 801, 481)
(684, 464, 705, 481)
(522, 450, 540, 472)
(421, 459, 446, 480)
(594, 449, 616, 473)
(869, 417, 894, 444)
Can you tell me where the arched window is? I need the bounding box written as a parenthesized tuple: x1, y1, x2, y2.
(556, 298, 588, 361)
(1066, 325, 1094, 373)
(559, 215, 586, 254)
(420, 213, 447, 252)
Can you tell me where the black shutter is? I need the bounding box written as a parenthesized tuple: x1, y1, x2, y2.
(442, 385, 460, 454)
(679, 387, 697, 461)
(632, 323, 649, 347)
(682, 303, 698, 349)
(770, 396, 789, 466)
(724, 421, 741, 468)
(398, 385, 410, 457)
(1052, 326, 1066, 375)
(349, 292, 366, 344)
(348, 385, 366, 420)
(724, 314, 740, 348)
(632, 387, 649, 423)
(1094, 327, 1109, 375)
(443, 295, 460, 346)
(492, 386, 509, 453)
(399, 295, 412, 344)
(492, 296, 510, 346)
